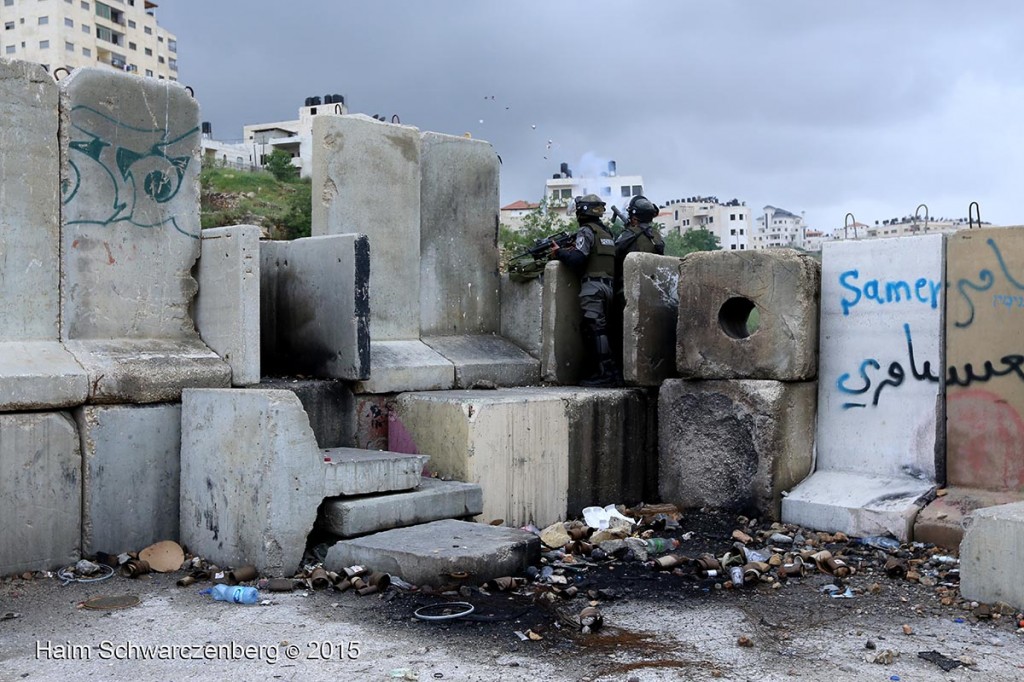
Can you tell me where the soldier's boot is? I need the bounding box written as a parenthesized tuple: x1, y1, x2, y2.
(580, 334, 622, 388)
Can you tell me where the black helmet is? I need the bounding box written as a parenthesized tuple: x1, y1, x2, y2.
(628, 195, 658, 221)
(574, 194, 606, 219)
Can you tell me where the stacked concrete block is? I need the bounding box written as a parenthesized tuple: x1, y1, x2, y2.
(257, 378, 357, 449)
(540, 261, 585, 384)
(78, 404, 181, 555)
(59, 69, 230, 403)
(260, 234, 370, 381)
(622, 252, 683, 386)
(500, 274, 544, 359)
(180, 389, 430, 576)
(784, 235, 944, 540)
(662, 250, 819, 521)
(959, 502, 1024, 611)
(0, 412, 82, 575)
(195, 225, 261, 386)
(389, 387, 656, 527)
(916, 227, 1024, 548)
(0, 59, 88, 411)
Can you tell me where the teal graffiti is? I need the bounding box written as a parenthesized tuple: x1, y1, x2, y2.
(62, 104, 198, 239)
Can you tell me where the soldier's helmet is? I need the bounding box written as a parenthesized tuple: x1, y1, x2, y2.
(574, 194, 606, 219)
(627, 195, 658, 221)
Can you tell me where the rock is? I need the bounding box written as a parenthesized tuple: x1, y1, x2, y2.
(540, 522, 570, 549)
(590, 528, 628, 544)
(625, 537, 648, 562)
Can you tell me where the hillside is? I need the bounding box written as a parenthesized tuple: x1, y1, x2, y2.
(200, 166, 312, 240)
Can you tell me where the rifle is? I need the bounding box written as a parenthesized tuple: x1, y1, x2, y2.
(507, 230, 576, 282)
(611, 205, 630, 231)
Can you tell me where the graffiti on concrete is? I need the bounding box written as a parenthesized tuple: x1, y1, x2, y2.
(951, 238, 1024, 328)
(62, 104, 198, 239)
(836, 322, 939, 409)
(992, 294, 1024, 309)
(838, 269, 942, 316)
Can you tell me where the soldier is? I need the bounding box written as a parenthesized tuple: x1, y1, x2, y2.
(610, 195, 665, 363)
(551, 194, 620, 386)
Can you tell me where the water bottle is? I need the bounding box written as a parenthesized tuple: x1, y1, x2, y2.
(857, 536, 900, 551)
(645, 538, 680, 554)
(200, 584, 260, 604)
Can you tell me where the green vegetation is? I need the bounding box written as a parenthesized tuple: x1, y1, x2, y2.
(663, 227, 721, 257)
(498, 200, 578, 268)
(265, 149, 299, 182)
(200, 164, 311, 240)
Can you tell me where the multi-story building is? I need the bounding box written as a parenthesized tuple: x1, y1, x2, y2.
(1, 0, 177, 80)
(543, 161, 644, 216)
(658, 196, 751, 251)
(752, 205, 806, 250)
(237, 95, 348, 178)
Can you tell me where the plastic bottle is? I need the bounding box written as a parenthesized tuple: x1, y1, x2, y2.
(645, 538, 681, 554)
(858, 536, 900, 551)
(200, 584, 260, 604)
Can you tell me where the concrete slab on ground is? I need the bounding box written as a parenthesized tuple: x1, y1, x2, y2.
(319, 477, 482, 538)
(915, 487, 1024, 550)
(960, 501, 1024, 611)
(321, 448, 429, 496)
(782, 470, 934, 541)
(422, 335, 539, 388)
(324, 519, 540, 586)
(0, 341, 88, 411)
(351, 340, 454, 394)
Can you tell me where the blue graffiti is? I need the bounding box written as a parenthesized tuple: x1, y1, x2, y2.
(838, 269, 942, 316)
(993, 295, 1024, 309)
(62, 104, 199, 239)
(952, 238, 1024, 327)
(836, 323, 939, 409)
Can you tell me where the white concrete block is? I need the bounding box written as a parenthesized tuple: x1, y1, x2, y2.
(960, 501, 1024, 611)
(351, 340, 454, 394)
(423, 335, 540, 388)
(0, 342, 88, 411)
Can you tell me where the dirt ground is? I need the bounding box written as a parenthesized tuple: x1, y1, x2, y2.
(2, 511, 1022, 681)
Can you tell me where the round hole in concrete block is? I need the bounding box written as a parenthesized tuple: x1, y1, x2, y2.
(718, 297, 760, 339)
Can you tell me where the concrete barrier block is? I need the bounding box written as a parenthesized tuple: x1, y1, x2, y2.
(423, 335, 540, 388)
(356, 394, 391, 451)
(622, 252, 683, 386)
(946, 227, 1024, 493)
(324, 519, 540, 587)
(260, 234, 370, 381)
(59, 69, 230, 402)
(0, 412, 81, 574)
(319, 478, 482, 538)
(960, 501, 1024, 611)
(0, 342, 88, 412)
(420, 132, 500, 336)
(390, 387, 656, 527)
(351, 340, 454, 394)
(676, 249, 820, 380)
(195, 225, 261, 386)
(78, 404, 181, 556)
(540, 261, 584, 384)
(312, 115, 421, 340)
(257, 378, 357, 448)
(659, 379, 816, 520)
(321, 448, 429, 496)
(915, 488, 1023, 550)
(500, 274, 543, 358)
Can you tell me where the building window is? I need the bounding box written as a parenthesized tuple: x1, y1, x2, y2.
(4, 21, 13, 29)
(39, 39, 49, 48)
(600, 186, 611, 196)
(730, 228, 736, 235)
(631, 185, 642, 196)
(144, 47, 151, 55)
(82, 23, 89, 33)
(157, 35, 162, 42)
(730, 214, 736, 220)
(709, 216, 714, 223)
(168, 38, 175, 52)
(740, 229, 745, 235)
(65, 40, 74, 50)
(157, 55, 164, 63)
(620, 186, 631, 197)
(168, 57, 176, 71)
(96, 25, 112, 42)
(127, 19, 135, 27)
(64, 17, 73, 27)
(145, 68, 152, 76)
(81, 1, 89, 8)
(81, 46, 90, 56)
(128, 41, 135, 49)
(559, 189, 572, 199)
(95, 1, 110, 20)
(5, 45, 14, 54)
(38, 16, 49, 24)
(3, 0, 13, 6)
(144, 25, 151, 34)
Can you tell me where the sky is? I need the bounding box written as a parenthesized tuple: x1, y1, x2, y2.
(156, 0, 1024, 232)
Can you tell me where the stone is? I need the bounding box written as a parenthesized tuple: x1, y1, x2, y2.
(422, 335, 539, 388)
(659, 379, 816, 520)
(539, 522, 571, 549)
(540, 261, 584, 384)
(195, 225, 261, 386)
(323, 519, 540, 587)
(676, 249, 820, 380)
(0, 412, 81, 574)
(78, 404, 181, 556)
(351, 340, 454, 394)
(621, 252, 682, 386)
(318, 478, 482, 538)
(500, 274, 543, 359)
(960, 501, 1024, 612)
(260, 234, 370, 381)
(320, 448, 429, 496)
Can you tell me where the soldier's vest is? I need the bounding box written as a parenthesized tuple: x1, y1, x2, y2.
(617, 223, 664, 258)
(585, 221, 616, 279)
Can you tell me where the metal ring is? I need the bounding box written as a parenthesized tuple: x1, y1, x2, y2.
(968, 201, 981, 229)
(185, 85, 194, 98)
(334, 103, 343, 115)
(413, 602, 475, 621)
(391, 114, 400, 124)
(915, 203, 929, 230)
(844, 212, 856, 239)
(53, 67, 71, 81)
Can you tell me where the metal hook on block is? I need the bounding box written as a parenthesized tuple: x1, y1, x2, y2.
(391, 114, 400, 124)
(184, 85, 195, 98)
(334, 103, 343, 115)
(53, 67, 71, 81)
(844, 212, 857, 240)
(968, 201, 981, 229)
(915, 203, 929, 232)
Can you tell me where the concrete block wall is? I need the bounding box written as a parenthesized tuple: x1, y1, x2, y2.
(622, 252, 683, 386)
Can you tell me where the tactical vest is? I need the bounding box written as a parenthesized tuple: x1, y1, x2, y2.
(585, 222, 616, 279)
(617, 223, 665, 256)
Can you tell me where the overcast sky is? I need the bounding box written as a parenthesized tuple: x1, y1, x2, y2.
(158, 1, 1024, 231)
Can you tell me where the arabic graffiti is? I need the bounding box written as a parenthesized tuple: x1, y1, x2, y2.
(62, 104, 199, 239)
(951, 238, 1024, 328)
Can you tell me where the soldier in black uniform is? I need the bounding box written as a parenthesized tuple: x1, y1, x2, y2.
(551, 194, 620, 387)
(610, 195, 666, 364)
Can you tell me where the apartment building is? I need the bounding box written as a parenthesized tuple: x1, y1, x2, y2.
(752, 205, 806, 250)
(0, 0, 177, 80)
(238, 95, 348, 178)
(658, 196, 751, 251)
(544, 161, 644, 215)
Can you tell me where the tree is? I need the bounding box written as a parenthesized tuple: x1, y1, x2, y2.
(499, 200, 577, 268)
(663, 227, 721, 257)
(265, 149, 297, 182)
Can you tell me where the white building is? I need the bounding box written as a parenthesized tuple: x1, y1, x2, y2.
(0, 0, 178, 80)
(658, 196, 751, 251)
(499, 200, 540, 231)
(239, 95, 348, 178)
(543, 160, 644, 217)
(753, 205, 807, 250)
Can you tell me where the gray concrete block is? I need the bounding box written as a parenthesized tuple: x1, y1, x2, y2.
(312, 115, 421, 340)
(351, 340, 454, 394)
(622, 252, 682, 386)
(500, 274, 543, 358)
(324, 519, 540, 586)
(676, 249, 820, 380)
(960, 501, 1024, 611)
(195, 225, 261, 386)
(0, 342, 88, 412)
(64, 339, 231, 404)
(540, 261, 584, 384)
(321, 448, 429, 496)
(0, 412, 81, 574)
(423, 335, 540, 388)
(319, 478, 483, 538)
(260, 234, 370, 381)
(659, 379, 817, 520)
(257, 378, 357, 448)
(78, 403, 181, 556)
(419, 132, 501, 336)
